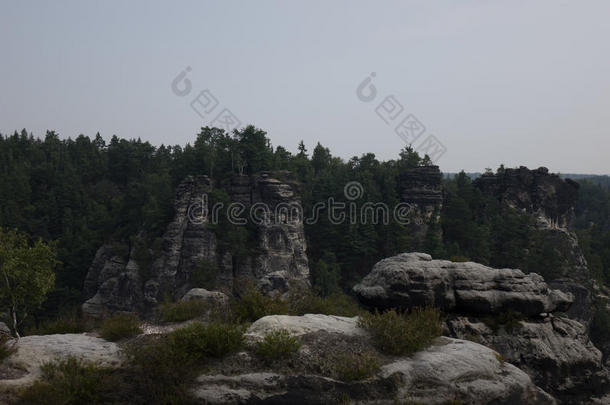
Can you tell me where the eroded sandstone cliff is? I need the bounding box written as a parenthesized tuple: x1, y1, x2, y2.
(83, 173, 309, 317)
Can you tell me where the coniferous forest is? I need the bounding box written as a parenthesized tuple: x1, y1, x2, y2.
(1, 126, 609, 324)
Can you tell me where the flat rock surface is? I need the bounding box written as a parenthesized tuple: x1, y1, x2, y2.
(244, 314, 365, 342)
(0, 334, 121, 387)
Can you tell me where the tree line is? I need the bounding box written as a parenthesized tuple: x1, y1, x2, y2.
(1, 126, 609, 324)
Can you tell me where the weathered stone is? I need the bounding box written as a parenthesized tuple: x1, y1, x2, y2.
(447, 315, 609, 403)
(191, 337, 554, 404)
(245, 314, 365, 342)
(473, 166, 579, 230)
(0, 334, 121, 388)
(354, 252, 573, 316)
(83, 173, 310, 317)
(399, 165, 443, 243)
(0, 322, 10, 336)
(473, 167, 592, 322)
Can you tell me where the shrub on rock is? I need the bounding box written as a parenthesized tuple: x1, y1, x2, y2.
(231, 286, 288, 323)
(159, 300, 211, 323)
(358, 307, 442, 356)
(255, 329, 300, 364)
(170, 322, 245, 359)
(99, 313, 142, 342)
(332, 351, 380, 381)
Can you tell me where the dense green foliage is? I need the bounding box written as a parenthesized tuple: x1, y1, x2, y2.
(0, 228, 57, 336)
(17, 358, 119, 405)
(169, 321, 245, 359)
(358, 307, 443, 356)
(255, 329, 301, 364)
(25, 309, 89, 336)
(332, 351, 380, 382)
(231, 284, 289, 322)
(159, 299, 212, 323)
(2, 126, 609, 327)
(99, 313, 142, 341)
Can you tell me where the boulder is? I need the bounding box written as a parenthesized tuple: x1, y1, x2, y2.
(244, 314, 365, 342)
(354, 252, 573, 316)
(0, 322, 11, 336)
(0, 334, 121, 387)
(181, 288, 229, 305)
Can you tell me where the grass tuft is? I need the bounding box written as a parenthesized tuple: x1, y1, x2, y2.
(99, 313, 142, 342)
(255, 329, 301, 364)
(358, 307, 442, 356)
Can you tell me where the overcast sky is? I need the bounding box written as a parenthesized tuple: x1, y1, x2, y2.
(1, 1, 609, 174)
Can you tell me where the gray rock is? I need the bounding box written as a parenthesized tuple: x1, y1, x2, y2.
(244, 314, 366, 342)
(399, 165, 443, 245)
(0, 322, 10, 336)
(354, 252, 573, 316)
(180, 288, 230, 318)
(0, 334, 121, 388)
(191, 337, 554, 404)
(82, 173, 310, 317)
(181, 288, 229, 304)
(447, 315, 610, 403)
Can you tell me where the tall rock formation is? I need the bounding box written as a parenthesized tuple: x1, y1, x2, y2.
(354, 253, 610, 403)
(474, 166, 592, 321)
(399, 165, 443, 243)
(83, 173, 309, 318)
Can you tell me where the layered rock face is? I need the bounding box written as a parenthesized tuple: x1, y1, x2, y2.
(354, 253, 609, 403)
(473, 166, 579, 230)
(447, 316, 609, 403)
(399, 165, 443, 241)
(83, 173, 309, 317)
(193, 314, 553, 404)
(473, 166, 592, 322)
(353, 253, 572, 315)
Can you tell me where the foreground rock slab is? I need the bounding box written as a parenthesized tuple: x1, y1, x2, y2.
(192, 337, 554, 404)
(354, 252, 572, 316)
(245, 314, 365, 342)
(0, 334, 121, 387)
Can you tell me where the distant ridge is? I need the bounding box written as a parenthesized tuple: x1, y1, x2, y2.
(443, 171, 610, 188)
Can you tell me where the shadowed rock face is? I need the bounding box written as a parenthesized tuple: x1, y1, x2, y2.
(83, 173, 309, 318)
(474, 166, 592, 322)
(399, 165, 443, 241)
(474, 166, 579, 230)
(353, 252, 572, 316)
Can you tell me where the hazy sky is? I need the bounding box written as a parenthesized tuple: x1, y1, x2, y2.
(1, 1, 609, 174)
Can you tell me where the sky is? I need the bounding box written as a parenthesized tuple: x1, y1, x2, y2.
(1, 1, 609, 174)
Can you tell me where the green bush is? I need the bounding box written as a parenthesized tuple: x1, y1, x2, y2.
(255, 329, 300, 364)
(169, 322, 245, 359)
(0, 334, 16, 363)
(126, 336, 200, 404)
(26, 310, 89, 335)
(17, 357, 117, 405)
(358, 307, 442, 356)
(190, 259, 219, 290)
(99, 313, 142, 342)
(231, 286, 288, 323)
(289, 291, 362, 317)
(333, 351, 380, 381)
(159, 300, 210, 323)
